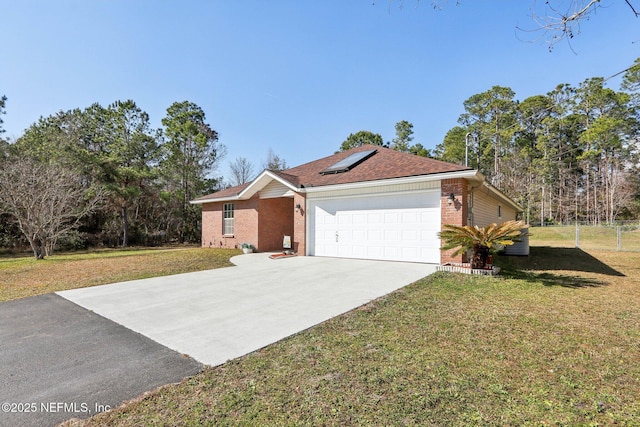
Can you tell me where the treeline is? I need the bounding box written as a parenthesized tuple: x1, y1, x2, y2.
(0, 100, 223, 257)
(434, 58, 640, 225)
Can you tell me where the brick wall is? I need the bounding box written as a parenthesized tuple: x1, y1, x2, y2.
(440, 179, 468, 264)
(258, 198, 294, 251)
(200, 194, 303, 253)
(200, 196, 259, 250)
(293, 193, 306, 255)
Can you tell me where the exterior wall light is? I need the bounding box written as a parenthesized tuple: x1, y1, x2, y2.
(295, 203, 302, 212)
(448, 193, 456, 205)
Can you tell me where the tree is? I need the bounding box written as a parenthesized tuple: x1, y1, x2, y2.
(0, 95, 6, 136)
(229, 156, 255, 185)
(339, 130, 384, 151)
(381, 1, 640, 50)
(408, 143, 431, 157)
(391, 120, 414, 152)
(263, 148, 288, 171)
(458, 86, 518, 187)
(104, 100, 161, 247)
(434, 126, 468, 164)
(523, 0, 640, 50)
(439, 220, 528, 269)
(0, 155, 104, 259)
(161, 101, 225, 243)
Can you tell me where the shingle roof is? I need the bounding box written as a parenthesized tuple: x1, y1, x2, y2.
(193, 144, 472, 202)
(285, 144, 471, 187)
(192, 182, 250, 201)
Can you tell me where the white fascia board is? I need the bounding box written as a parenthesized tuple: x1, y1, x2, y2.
(302, 170, 482, 194)
(238, 170, 298, 199)
(189, 170, 299, 205)
(190, 195, 241, 205)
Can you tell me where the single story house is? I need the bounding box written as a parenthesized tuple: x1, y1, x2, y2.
(191, 144, 521, 264)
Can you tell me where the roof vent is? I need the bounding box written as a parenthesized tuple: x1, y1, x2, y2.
(320, 149, 377, 175)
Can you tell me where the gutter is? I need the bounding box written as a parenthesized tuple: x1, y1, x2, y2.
(191, 169, 486, 204)
(302, 169, 482, 194)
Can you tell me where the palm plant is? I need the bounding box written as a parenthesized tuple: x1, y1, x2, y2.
(439, 220, 528, 269)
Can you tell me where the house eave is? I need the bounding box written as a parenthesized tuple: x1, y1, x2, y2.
(190, 169, 488, 204)
(190, 194, 242, 205)
(190, 170, 299, 205)
(301, 169, 482, 194)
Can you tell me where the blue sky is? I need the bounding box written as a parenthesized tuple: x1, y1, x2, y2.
(2, 1, 638, 180)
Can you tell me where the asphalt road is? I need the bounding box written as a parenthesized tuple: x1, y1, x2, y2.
(0, 294, 203, 427)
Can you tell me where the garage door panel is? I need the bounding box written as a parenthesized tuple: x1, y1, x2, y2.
(309, 190, 441, 263)
(368, 213, 383, 224)
(352, 245, 367, 258)
(353, 214, 366, 224)
(402, 212, 419, 223)
(384, 213, 400, 224)
(402, 229, 419, 241)
(368, 229, 383, 241)
(353, 230, 366, 241)
(402, 247, 419, 260)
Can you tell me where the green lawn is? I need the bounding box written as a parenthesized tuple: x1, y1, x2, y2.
(52, 235, 640, 426)
(531, 224, 640, 252)
(3, 234, 639, 425)
(0, 247, 240, 302)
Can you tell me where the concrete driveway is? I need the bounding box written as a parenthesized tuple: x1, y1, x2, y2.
(1, 254, 435, 426)
(59, 254, 436, 366)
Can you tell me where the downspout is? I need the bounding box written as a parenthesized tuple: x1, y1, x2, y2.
(467, 184, 477, 226)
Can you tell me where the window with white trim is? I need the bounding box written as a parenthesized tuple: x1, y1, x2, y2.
(223, 203, 234, 235)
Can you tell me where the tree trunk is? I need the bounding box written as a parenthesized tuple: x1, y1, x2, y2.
(29, 237, 44, 260)
(471, 244, 489, 269)
(121, 205, 129, 247)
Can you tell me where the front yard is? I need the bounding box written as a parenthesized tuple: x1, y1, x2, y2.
(2, 234, 639, 425)
(69, 246, 640, 425)
(0, 247, 240, 302)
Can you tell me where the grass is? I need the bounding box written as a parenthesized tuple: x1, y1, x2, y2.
(48, 230, 639, 426)
(531, 224, 640, 251)
(3, 230, 639, 425)
(0, 247, 241, 302)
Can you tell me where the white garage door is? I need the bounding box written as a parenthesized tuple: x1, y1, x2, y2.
(308, 191, 441, 263)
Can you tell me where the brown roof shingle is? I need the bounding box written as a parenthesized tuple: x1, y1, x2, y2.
(285, 144, 471, 187)
(194, 144, 471, 201)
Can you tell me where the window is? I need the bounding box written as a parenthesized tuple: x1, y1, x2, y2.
(498, 205, 502, 218)
(319, 149, 377, 175)
(223, 203, 234, 235)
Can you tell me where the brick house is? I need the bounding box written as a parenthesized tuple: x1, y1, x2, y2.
(191, 144, 521, 264)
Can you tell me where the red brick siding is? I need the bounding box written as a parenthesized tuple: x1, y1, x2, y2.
(258, 198, 294, 251)
(200, 194, 303, 253)
(440, 179, 468, 264)
(293, 193, 306, 255)
(200, 196, 259, 250)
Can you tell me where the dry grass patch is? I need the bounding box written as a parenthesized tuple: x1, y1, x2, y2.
(0, 247, 240, 302)
(67, 247, 640, 426)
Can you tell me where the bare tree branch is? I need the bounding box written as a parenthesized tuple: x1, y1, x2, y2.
(0, 156, 104, 258)
(228, 156, 255, 186)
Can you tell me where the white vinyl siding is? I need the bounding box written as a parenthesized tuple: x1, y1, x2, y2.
(471, 191, 516, 227)
(259, 180, 295, 199)
(223, 203, 234, 235)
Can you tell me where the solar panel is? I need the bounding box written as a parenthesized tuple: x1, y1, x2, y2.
(320, 149, 377, 175)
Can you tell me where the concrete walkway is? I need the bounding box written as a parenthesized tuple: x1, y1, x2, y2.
(59, 254, 436, 366)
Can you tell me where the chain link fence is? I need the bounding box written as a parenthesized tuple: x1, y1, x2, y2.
(529, 222, 640, 252)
